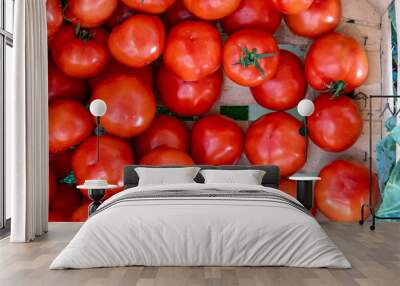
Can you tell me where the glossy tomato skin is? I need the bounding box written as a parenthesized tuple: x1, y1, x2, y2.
(245, 112, 306, 177)
(134, 115, 189, 161)
(315, 160, 378, 222)
(279, 178, 296, 198)
(106, 1, 134, 30)
(162, 0, 197, 29)
(140, 147, 194, 165)
(163, 21, 222, 81)
(49, 170, 57, 203)
(91, 75, 156, 138)
(156, 65, 222, 116)
(279, 178, 317, 216)
(305, 32, 368, 94)
(89, 59, 154, 92)
(72, 135, 134, 198)
(221, 0, 282, 35)
(251, 50, 307, 111)
(285, 0, 341, 39)
(271, 0, 313, 14)
(122, 0, 176, 14)
(223, 29, 280, 87)
(66, 0, 118, 28)
(50, 149, 74, 179)
(51, 25, 110, 78)
(183, 0, 241, 20)
(308, 94, 362, 152)
(71, 200, 91, 222)
(49, 100, 94, 153)
(46, 0, 63, 39)
(50, 183, 82, 214)
(48, 57, 88, 102)
(49, 211, 72, 222)
(191, 115, 243, 165)
(108, 14, 166, 68)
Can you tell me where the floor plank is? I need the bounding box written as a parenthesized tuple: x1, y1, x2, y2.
(0, 222, 399, 286)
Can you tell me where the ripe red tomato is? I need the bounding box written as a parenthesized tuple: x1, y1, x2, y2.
(305, 32, 368, 95)
(49, 211, 72, 222)
(49, 170, 57, 203)
(271, 0, 313, 14)
(46, 0, 63, 39)
(223, 29, 280, 87)
(250, 50, 306, 111)
(65, 0, 118, 28)
(140, 147, 194, 165)
(50, 149, 74, 179)
(279, 178, 317, 216)
(163, 21, 222, 81)
(49, 100, 94, 153)
(72, 135, 134, 198)
(51, 25, 110, 78)
(221, 0, 282, 35)
(108, 14, 165, 68)
(156, 65, 223, 116)
(48, 57, 87, 102)
(183, 0, 241, 20)
(122, 0, 176, 14)
(50, 183, 82, 214)
(91, 75, 156, 138)
(71, 200, 91, 222)
(245, 112, 306, 177)
(191, 115, 243, 165)
(162, 0, 197, 29)
(106, 1, 134, 30)
(285, 0, 341, 39)
(315, 160, 378, 222)
(134, 115, 189, 161)
(308, 94, 362, 152)
(279, 178, 296, 198)
(89, 59, 154, 92)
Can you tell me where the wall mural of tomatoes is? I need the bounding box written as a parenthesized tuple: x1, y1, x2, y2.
(315, 160, 378, 222)
(285, 0, 341, 39)
(164, 21, 222, 81)
(134, 114, 190, 161)
(221, 0, 282, 35)
(46, 0, 378, 223)
(245, 112, 306, 177)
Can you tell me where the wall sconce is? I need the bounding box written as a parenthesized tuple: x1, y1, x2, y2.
(297, 99, 315, 154)
(89, 99, 107, 161)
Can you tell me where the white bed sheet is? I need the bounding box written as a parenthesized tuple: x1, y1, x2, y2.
(50, 183, 351, 269)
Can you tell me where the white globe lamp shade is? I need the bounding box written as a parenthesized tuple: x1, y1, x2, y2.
(297, 99, 315, 117)
(90, 99, 107, 117)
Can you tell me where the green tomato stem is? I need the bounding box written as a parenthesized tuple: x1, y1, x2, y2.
(329, 80, 347, 97)
(75, 23, 95, 43)
(235, 47, 275, 77)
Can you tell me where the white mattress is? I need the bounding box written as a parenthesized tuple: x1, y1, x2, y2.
(50, 183, 351, 269)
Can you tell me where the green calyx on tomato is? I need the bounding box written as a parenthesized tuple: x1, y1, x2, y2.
(236, 47, 275, 77)
(58, 171, 77, 185)
(74, 23, 95, 42)
(327, 80, 347, 97)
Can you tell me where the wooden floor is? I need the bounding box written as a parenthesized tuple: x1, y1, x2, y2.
(0, 222, 399, 286)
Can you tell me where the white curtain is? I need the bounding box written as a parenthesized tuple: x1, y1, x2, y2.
(7, 0, 48, 242)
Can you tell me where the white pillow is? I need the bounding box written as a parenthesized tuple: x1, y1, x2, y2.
(200, 169, 266, 185)
(135, 167, 200, 186)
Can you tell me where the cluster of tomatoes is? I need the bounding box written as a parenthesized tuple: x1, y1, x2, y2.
(47, 0, 377, 222)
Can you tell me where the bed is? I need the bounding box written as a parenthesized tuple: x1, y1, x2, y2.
(50, 165, 351, 269)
